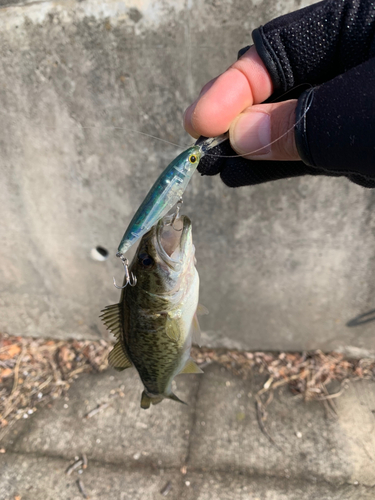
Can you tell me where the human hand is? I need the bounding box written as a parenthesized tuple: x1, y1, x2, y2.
(184, 46, 300, 162)
(184, 0, 375, 188)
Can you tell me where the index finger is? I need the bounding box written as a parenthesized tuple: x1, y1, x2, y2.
(183, 46, 274, 138)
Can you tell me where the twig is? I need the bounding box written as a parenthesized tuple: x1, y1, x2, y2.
(37, 375, 53, 392)
(66, 458, 83, 476)
(11, 347, 25, 395)
(320, 383, 338, 418)
(160, 481, 172, 496)
(84, 402, 110, 419)
(255, 397, 282, 451)
(257, 374, 304, 398)
(77, 479, 89, 499)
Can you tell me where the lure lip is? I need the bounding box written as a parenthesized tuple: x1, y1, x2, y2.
(195, 132, 229, 154)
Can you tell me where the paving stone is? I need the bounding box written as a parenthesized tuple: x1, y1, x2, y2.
(2, 364, 375, 498)
(0, 452, 183, 500)
(182, 471, 375, 500)
(7, 368, 200, 468)
(188, 364, 375, 486)
(1, 453, 373, 500)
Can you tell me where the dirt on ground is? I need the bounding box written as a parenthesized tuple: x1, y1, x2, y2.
(1, 333, 374, 444)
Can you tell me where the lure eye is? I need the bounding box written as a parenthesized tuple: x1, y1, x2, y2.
(189, 154, 197, 164)
(138, 252, 154, 269)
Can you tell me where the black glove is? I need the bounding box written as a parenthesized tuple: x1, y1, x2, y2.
(198, 136, 349, 187)
(198, 0, 375, 188)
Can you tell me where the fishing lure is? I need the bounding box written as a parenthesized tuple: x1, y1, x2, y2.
(114, 133, 228, 288)
(117, 134, 228, 256)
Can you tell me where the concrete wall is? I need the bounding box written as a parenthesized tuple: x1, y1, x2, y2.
(1, 0, 374, 356)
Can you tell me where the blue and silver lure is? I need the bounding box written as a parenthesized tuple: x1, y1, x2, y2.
(117, 133, 228, 256)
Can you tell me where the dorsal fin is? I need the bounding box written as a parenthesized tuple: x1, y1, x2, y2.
(197, 304, 209, 316)
(179, 358, 204, 374)
(108, 341, 132, 371)
(99, 303, 122, 339)
(190, 314, 201, 346)
(190, 304, 208, 346)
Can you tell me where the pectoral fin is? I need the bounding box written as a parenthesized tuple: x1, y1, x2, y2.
(166, 316, 181, 342)
(179, 358, 203, 374)
(108, 341, 132, 371)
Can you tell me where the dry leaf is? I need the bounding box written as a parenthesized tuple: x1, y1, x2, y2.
(0, 344, 21, 360)
(0, 368, 13, 379)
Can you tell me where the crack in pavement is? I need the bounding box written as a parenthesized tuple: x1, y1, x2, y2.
(3, 449, 375, 490)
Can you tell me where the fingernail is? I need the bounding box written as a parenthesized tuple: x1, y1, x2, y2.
(183, 99, 199, 134)
(232, 111, 271, 156)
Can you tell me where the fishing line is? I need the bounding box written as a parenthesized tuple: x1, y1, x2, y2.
(80, 126, 185, 148)
(92, 83, 314, 154)
(80, 85, 188, 148)
(268, 83, 314, 103)
(203, 83, 314, 159)
(2, 77, 313, 156)
(0, 104, 187, 149)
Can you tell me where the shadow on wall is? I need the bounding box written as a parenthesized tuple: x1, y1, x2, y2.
(346, 309, 375, 327)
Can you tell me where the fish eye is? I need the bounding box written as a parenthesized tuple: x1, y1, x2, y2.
(189, 154, 197, 164)
(138, 252, 154, 269)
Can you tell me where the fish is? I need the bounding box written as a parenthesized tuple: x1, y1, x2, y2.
(101, 214, 208, 409)
(117, 133, 228, 255)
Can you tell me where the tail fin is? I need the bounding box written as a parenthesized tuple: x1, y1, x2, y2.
(141, 391, 151, 409)
(140, 391, 164, 410)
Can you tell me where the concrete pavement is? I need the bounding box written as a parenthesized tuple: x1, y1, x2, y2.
(1, 362, 375, 499)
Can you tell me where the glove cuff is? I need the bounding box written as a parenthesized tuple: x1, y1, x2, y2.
(295, 87, 316, 168)
(252, 27, 285, 93)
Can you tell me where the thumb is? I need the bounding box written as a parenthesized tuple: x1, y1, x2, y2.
(229, 100, 301, 161)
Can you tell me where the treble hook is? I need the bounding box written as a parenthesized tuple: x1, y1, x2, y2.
(113, 252, 137, 289)
(169, 199, 183, 231)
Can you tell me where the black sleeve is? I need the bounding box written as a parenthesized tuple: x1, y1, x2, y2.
(251, 0, 375, 94)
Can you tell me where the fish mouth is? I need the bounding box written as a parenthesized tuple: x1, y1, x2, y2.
(155, 215, 192, 267)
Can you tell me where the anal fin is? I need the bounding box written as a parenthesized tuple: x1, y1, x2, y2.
(179, 358, 203, 374)
(168, 393, 187, 405)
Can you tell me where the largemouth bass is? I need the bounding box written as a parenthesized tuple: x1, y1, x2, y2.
(117, 133, 228, 255)
(101, 214, 206, 409)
